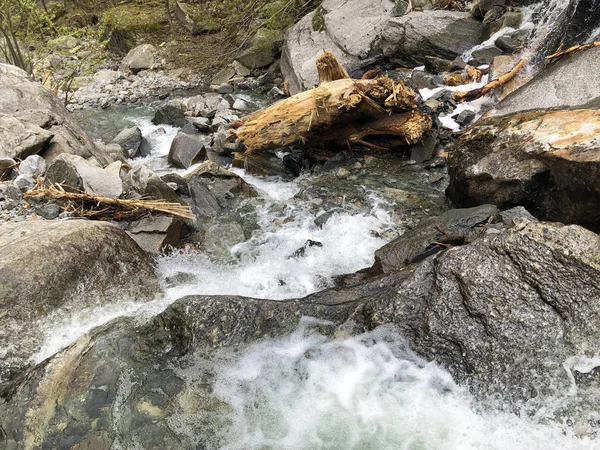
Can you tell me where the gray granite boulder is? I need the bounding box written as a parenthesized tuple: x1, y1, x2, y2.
(381, 11, 487, 66)
(0, 219, 160, 392)
(281, 0, 395, 93)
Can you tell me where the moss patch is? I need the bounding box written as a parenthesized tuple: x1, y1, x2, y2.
(312, 6, 325, 32)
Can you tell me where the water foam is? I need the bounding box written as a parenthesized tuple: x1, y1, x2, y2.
(209, 322, 599, 450)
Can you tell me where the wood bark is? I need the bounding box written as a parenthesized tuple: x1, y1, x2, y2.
(233, 53, 431, 155)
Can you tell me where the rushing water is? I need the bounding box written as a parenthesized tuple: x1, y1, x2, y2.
(30, 114, 600, 447)
(50, 7, 600, 444)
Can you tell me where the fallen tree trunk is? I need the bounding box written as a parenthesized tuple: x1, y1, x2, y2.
(233, 53, 431, 154)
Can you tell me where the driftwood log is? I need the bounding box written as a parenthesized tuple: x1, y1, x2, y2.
(232, 52, 432, 154)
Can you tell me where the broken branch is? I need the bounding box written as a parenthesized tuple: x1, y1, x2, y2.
(452, 58, 526, 103)
(546, 41, 600, 62)
(24, 184, 194, 220)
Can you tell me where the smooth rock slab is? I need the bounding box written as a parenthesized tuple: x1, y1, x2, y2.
(494, 46, 600, 116)
(0, 219, 160, 392)
(381, 11, 486, 66)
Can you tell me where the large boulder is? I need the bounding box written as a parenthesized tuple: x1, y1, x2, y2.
(281, 0, 395, 94)
(110, 125, 143, 158)
(381, 11, 487, 66)
(0, 219, 160, 392)
(494, 46, 600, 116)
(168, 132, 207, 169)
(120, 44, 159, 73)
(447, 109, 600, 228)
(0, 63, 101, 163)
(3, 219, 600, 445)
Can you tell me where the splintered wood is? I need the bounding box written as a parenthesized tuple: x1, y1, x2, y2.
(233, 52, 432, 154)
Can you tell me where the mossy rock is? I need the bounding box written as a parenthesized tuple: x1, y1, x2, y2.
(103, 2, 168, 34)
(236, 27, 284, 69)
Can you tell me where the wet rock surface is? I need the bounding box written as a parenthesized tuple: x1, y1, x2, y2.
(0, 219, 160, 393)
(3, 220, 600, 446)
(494, 46, 600, 116)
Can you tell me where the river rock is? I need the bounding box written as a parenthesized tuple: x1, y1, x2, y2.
(93, 69, 123, 86)
(111, 125, 143, 158)
(281, 0, 395, 94)
(18, 154, 46, 178)
(381, 11, 487, 66)
(447, 109, 600, 228)
(140, 128, 166, 157)
(0, 63, 100, 162)
(0, 219, 160, 392)
(370, 204, 499, 274)
(202, 221, 246, 261)
(126, 215, 182, 254)
(3, 219, 600, 445)
(152, 104, 186, 128)
(120, 44, 158, 73)
(168, 132, 207, 169)
(186, 116, 211, 132)
(46, 154, 123, 198)
(493, 46, 600, 116)
(123, 165, 184, 204)
(186, 161, 257, 222)
(14, 174, 34, 192)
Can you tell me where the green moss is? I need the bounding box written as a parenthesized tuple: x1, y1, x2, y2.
(103, 2, 168, 34)
(312, 6, 325, 32)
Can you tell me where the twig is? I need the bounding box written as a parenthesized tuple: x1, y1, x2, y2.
(546, 41, 600, 62)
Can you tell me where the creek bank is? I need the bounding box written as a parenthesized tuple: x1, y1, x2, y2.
(3, 215, 600, 446)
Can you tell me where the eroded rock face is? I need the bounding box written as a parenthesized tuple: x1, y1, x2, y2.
(0, 220, 160, 393)
(0, 63, 100, 162)
(281, 0, 395, 93)
(2, 219, 600, 446)
(447, 109, 600, 228)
